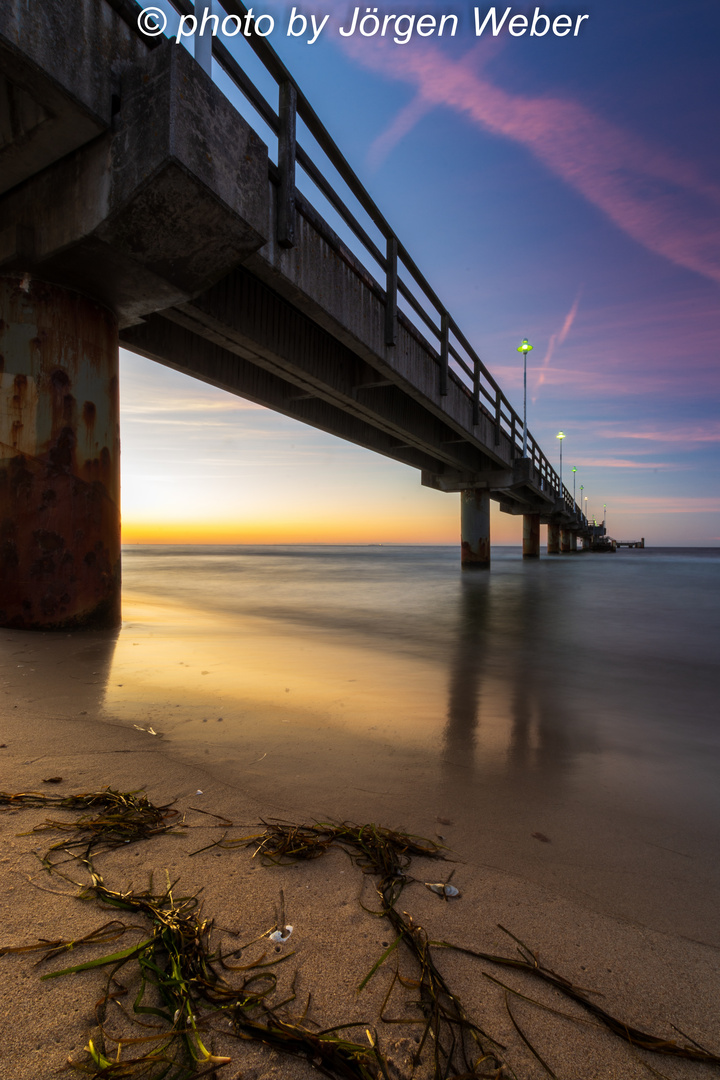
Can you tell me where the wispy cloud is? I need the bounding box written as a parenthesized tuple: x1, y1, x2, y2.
(533, 292, 582, 400)
(594, 421, 720, 444)
(122, 397, 262, 415)
(572, 458, 677, 469)
(491, 361, 673, 396)
(368, 95, 434, 172)
(349, 39, 720, 284)
(609, 495, 720, 514)
(367, 40, 504, 170)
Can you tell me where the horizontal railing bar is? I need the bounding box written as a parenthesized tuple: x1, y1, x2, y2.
(213, 38, 280, 133)
(447, 317, 502, 399)
(295, 146, 385, 268)
(397, 278, 440, 338)
(287, 177, 385, 300)
(446, 343, 474, 382)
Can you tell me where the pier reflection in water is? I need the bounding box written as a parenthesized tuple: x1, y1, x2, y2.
(444, 568, 602, 789)
(92, 544, 720, 944)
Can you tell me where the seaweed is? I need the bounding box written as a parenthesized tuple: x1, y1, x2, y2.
(2, 791, 719, 1079)
(430, 927, 720, 1067)
(1, 789, 181, 868)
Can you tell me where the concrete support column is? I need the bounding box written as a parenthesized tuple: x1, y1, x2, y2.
(547, 522, 560, 554)
(461, 489, 490, 568)
(0, 275, 121, 629)
(569, 532, 578, 552)
(560, 528, 572, 553)
(522, 513, 540, 558)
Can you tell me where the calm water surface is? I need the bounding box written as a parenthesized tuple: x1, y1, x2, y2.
(104, 546, 720, 943)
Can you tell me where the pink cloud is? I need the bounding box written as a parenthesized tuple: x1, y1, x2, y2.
(367, 40, 506, 170)
(491, 361, 677, 396)
(347, 39, 720, 284)
(608, 496, 720, 514)
(368, 95, 434, 171)
(571, 458, 677, 469)
(533, 291, 582, 399)
(595, 421, 720, 444)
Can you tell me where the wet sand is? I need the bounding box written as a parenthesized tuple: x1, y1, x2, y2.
(1, 567, 720, 1080)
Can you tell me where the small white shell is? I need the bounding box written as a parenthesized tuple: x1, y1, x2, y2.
(269, 924, 294, 943)
(425, 882, 460, 898)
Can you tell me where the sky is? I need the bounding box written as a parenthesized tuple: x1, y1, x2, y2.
(120, 0, 720, 546)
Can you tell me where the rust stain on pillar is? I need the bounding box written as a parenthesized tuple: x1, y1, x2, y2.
(0, 275, 120, 629)
(547, 522, 561, 555)
(461, 538, 491, 564)
(560, 528, 572, 553)
(523, 512, 540, 558)
(460, 489, 491, 568)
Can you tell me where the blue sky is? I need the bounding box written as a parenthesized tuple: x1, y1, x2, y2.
(121, 0, 720, 544)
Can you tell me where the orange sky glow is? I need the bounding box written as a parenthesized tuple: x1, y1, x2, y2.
(121, 503, 522, 547)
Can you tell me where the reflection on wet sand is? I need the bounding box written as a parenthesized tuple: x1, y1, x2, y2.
(0, 627, 119, 720)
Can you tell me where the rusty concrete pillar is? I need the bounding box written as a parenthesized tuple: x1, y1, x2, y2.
(547, 522, 560, 554)
(569, 532, 578, 552)
(522, 513, 540, 558)
(461, 489, 490, 568)
(560, 528, 572, 553)
(0, 275, 120, 629)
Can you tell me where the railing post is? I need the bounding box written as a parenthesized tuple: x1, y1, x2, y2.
(195, 2, 213, 76)
(472, 359, 480, 426)
(439, 312, 449, 396)
(494, 388, 501, 445)
(385, 235, 398, 346)
(277, 81, 297, 249)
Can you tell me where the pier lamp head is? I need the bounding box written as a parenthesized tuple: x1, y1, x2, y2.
(572, 466, 577, 473)
(517, 339, 533, 354)
(556, 431, 565, 441)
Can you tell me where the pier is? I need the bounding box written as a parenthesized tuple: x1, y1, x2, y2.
(2, 0, 604, 630)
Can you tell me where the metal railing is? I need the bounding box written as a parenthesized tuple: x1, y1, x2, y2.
(128, 0, 587, 522)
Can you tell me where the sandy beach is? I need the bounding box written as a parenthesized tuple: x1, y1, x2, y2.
(2, 570, 720, 1080)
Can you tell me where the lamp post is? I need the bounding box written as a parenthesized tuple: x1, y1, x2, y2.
(572, 466, 577, 510)
(517, 339, 533, 458)
(580, 484, 584, 520)
(556, 431, 565, 501)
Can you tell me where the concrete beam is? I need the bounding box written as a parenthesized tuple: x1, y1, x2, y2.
(0, 43, 269, 325)
(0, 0, 148, 195)
(121, 313, 453, 476)
(421, 468, 514, 493)
(246, 183, 516, 472)
(163, 267, 494, 475)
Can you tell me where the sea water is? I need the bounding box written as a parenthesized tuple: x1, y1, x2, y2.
(74, 546, 720, 942)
